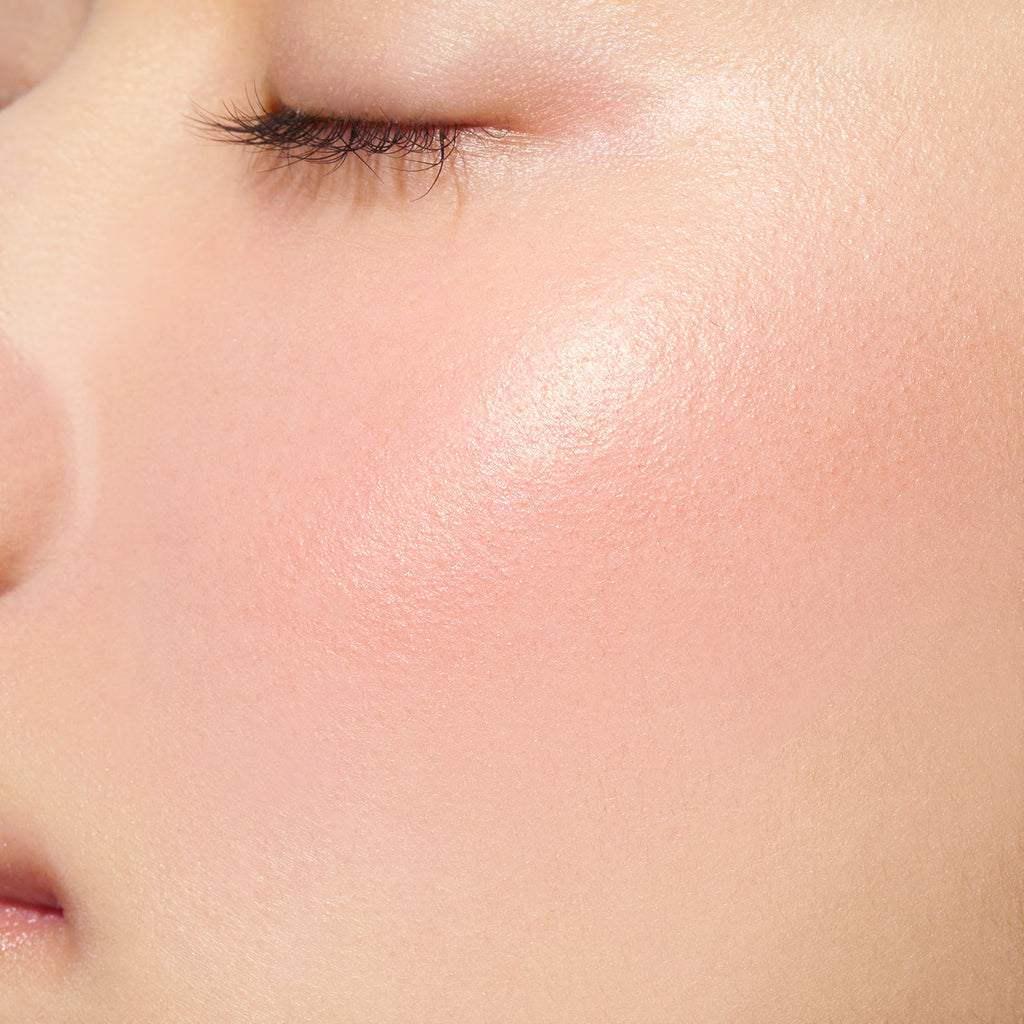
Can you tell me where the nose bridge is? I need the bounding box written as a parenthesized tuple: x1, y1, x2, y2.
(0, 0, 262, 367)
(0, 6, 197, 331)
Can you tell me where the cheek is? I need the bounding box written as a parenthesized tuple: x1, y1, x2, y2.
(98, 217, 1016, 781)
(68, 205, 1020, 987)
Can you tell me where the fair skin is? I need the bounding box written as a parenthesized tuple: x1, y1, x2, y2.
(0, 0, 1021, 1020)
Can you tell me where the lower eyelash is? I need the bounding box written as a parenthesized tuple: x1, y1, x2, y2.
(191, 92, 462, 184)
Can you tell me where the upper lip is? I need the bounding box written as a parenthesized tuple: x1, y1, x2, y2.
(0, 835, 64, 915)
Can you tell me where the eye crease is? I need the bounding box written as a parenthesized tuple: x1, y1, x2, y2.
(192, 91, 464, 188)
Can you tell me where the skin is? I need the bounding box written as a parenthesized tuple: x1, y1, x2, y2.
(0, 0, 1021, 1020)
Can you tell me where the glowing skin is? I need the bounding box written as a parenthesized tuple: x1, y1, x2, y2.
(0, 0, 1021, 1021)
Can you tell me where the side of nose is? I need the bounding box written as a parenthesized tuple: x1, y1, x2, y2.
(0, 2, 260, 598)
(0, 5, 165, 600)
(0, 339, 69, 592)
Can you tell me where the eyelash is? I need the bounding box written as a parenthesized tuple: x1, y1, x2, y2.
(193, 93, 463, 185)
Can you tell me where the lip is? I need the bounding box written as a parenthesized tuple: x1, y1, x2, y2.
(0, 837, 66, 950)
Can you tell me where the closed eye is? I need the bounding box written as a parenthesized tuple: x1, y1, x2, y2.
(191, 91, 463, 192)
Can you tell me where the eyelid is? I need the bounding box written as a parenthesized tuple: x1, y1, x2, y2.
(190, 91, 471, 191)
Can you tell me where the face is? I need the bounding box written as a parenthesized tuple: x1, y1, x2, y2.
(1, 0, 1021, 1019)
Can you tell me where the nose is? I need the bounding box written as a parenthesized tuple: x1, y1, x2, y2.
(0, 338, 69, 593)
(0, 3, 254, 597)
(0, 8, 156, 600)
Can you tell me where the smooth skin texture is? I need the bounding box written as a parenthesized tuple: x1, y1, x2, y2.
(0, 0, 1021, 1020)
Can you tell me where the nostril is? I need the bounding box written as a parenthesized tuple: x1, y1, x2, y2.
(0, 340, 70, 592)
